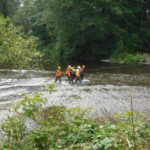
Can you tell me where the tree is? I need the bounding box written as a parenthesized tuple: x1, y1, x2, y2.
(0, 16, 40, 68)
(13, 0, 150, 61)
(13, 0, 51, 55)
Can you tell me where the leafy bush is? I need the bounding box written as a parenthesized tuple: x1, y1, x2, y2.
(0, 91, 150, 149)
(0, 15, 41, 69)
(47, 83, 56, 93)
(111, 52, 149, 64)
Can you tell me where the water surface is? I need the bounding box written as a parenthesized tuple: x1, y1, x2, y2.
(0, 63, 150, 118)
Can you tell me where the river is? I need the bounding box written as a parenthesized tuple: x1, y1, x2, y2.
(0, 62, 150, 118)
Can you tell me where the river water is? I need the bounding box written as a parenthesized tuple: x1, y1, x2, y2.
(0, 62, 150, 118)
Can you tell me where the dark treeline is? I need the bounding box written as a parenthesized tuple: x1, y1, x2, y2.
(1, 0, 150, 62)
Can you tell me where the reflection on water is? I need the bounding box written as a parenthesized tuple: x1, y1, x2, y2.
(0, 63, 150, 117)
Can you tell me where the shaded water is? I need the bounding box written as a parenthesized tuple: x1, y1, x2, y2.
(0, 63, 150, 118)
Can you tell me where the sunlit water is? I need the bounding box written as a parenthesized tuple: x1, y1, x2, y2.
(0, 63, 150, 118)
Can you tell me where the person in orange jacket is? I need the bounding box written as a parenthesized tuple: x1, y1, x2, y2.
(55, 66, 62, 83)
(66, 65, 72, 83)
(70, 67, 76, 83)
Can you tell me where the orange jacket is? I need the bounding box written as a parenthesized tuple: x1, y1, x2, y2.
(66, 70, 71, 77)
(66, 68, 72, 77)
(56, 69, 62, 77)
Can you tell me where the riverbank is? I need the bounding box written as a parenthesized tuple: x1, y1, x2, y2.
(110, 53, 150, 65)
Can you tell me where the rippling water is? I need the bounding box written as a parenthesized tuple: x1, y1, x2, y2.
(0, 63, 150, 118)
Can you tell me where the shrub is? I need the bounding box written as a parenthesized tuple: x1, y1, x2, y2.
(0, 91, 150, 149)
(0, 15, 41, 69)
(111, 52, 149, 64)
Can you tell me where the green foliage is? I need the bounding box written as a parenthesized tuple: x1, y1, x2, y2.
(0, 16, 41, 69)
(0, 93, 47, 150)
(111, 52, 149, 64)
(0, 92, 150, 149)
(43, 83, 56, 93)
(13, 0, 150, 61)
(47, 83, 56, 93)
(0, 0, 20, 17)
(14, 93, 47, 118)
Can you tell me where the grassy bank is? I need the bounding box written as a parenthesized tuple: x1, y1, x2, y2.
(111, 52, 150, 64)
(0, 86, 150, 150)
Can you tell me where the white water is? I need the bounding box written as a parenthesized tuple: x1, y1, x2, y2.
(0, 64, 150, 119)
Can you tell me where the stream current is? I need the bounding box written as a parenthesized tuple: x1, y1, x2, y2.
(0, 63, 150, 118)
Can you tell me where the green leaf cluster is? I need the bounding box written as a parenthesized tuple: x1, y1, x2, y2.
(0, 16, 41, 69)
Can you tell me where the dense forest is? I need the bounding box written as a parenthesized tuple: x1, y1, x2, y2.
(0, 0, 150, 65)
